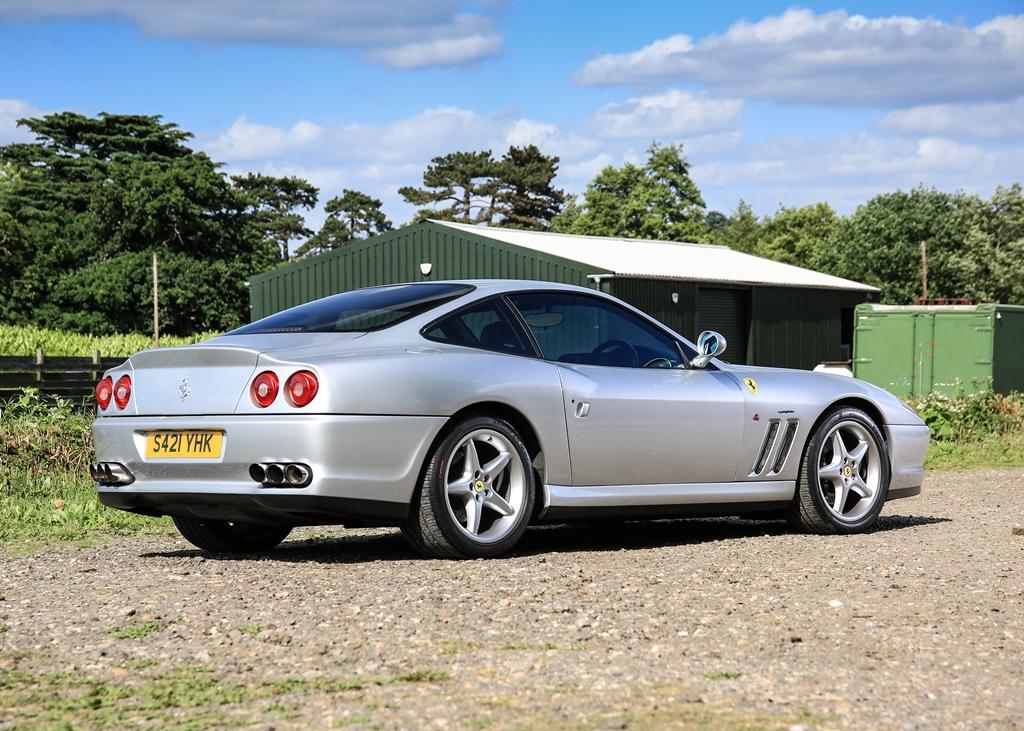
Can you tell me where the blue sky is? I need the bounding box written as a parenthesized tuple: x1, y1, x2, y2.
(2, 1, 1022, 229)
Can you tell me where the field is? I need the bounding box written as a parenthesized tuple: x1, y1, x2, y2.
(0, 325, 218, 358)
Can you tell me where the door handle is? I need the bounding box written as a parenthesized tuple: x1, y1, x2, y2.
(575, 401, 591, 418)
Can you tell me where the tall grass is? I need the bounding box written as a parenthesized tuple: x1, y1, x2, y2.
(0, 389, 167, 545)
(0, 324, 218, 357)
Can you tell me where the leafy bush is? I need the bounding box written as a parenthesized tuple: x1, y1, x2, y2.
(909, 390, 1024, 442)
(0, 324, 218, 357)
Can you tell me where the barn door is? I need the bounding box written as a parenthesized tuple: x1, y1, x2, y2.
(698, 287, 750, 364)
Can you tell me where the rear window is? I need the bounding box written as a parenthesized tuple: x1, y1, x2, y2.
(230, 283, 475, 335)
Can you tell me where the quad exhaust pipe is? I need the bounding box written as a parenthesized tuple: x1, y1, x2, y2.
(90, 462, 135, 486)
(249, 462, 312, 488)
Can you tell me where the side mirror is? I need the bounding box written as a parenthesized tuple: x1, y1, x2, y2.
(690, 330, 727, 369)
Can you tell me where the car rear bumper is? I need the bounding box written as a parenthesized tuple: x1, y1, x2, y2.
(92, 414, 448, 523)
(885, 423, 930, 500)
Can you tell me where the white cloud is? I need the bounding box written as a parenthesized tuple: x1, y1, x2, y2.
(878, 98, 1024, 140)
(574, 8, 1024, 107)
(371, 27, 502, 69)
(590, 90, 742, 139)
(0, 99, 47, 144)
(691, 131, 1024, 216)
(207, 116, 324, 161)
(0, 0, 503, 69)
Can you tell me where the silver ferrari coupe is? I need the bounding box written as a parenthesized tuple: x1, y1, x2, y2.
(91, 280, 929, 558)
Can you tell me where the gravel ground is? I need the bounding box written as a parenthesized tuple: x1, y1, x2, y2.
(1, 468, 1022, 730)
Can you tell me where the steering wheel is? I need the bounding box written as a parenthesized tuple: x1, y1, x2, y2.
(643, 357, 674, 369)
(591, 339, 638, 367)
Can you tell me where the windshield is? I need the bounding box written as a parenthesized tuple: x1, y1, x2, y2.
(229, 283, 475, 335)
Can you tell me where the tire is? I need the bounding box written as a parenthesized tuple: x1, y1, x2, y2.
(787, 407, 891, 534)
(402, 415, 535, 558)
(172, 516, 292, 554)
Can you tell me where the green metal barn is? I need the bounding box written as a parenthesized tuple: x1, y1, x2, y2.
(248, 220, 879, 370)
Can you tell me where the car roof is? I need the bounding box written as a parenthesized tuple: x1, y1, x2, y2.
(392, 279, 599, 294)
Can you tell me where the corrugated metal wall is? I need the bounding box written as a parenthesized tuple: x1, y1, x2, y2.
(606, 278, 699, 339)
(751, 287, 868, 370)
(249, 222, 603, 320)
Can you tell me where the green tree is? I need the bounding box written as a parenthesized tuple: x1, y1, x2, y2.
(296, 189, 393, 257)
(756, 202, 839, 266)
(231, 173, 318, 262)
(953, 184, 1024, 304)
(493, 145, 565, 229)
(813, 187, 983, 304)
(399, 150, 498, 223)
(550, 195, 583, 233)
(562, 142, 706, 240)
(0, 112, 277, 334)
(714, 200, 761, 253)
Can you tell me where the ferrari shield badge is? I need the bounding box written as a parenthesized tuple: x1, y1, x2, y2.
(743, 377, 758, 396)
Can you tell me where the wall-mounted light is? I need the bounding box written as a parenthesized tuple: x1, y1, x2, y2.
(671, 292, 679, 304)
(420, 262, 433, 276)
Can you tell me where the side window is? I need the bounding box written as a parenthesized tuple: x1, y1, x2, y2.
(508, 292, 684, 368)
(423, 299, 534, 356)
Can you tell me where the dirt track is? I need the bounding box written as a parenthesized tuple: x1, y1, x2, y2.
(2, 468, 1023, 729)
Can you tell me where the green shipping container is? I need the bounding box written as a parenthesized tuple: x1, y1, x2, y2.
(853, 303, 1024, 397)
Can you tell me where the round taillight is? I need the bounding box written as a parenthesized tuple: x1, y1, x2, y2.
(113, 374, 132, 410)
(250, 371, 279, 408)
(95, 376, 113, 409)
(285, 371, 319, 407)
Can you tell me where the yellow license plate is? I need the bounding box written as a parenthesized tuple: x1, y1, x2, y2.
(145, 431, 224, 459)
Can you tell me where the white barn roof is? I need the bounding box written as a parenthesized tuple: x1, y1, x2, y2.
(433, 220, 879, 293)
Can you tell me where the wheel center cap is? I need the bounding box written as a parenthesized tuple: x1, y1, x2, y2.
(843, 465, 853, 477)
(474, 480, 485, 492)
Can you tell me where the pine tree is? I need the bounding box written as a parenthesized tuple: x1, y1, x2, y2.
(297, 189, 393, 257)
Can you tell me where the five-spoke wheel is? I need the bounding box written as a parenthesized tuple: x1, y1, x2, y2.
(443, 429, 528, 543)
(403, 415, 535, 558)
(816, 420, 882, 523)
(789, 407, 890, 533)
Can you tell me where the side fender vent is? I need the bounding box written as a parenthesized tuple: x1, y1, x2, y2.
(752, 421, 780, 475)
(770, 421, 799, 475)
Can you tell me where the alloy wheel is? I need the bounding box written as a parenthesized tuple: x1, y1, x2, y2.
(443, 428, 527, 543)
(816, 420, 883, 523)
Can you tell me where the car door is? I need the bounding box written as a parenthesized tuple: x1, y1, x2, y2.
(507, 291, 745, 487)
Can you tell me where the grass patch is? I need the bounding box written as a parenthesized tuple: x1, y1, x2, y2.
(0, 663, 448, 730)
(239, 624, 264, 635)
(924, 431, 1024, 471)
(0, 623, 7, 633)
(499, 642, 558, 651)
(107, 621, 167, 640)
(385, 669, 449, 685)
(704, 670, 744, 680)
(0, 666, 249, 730)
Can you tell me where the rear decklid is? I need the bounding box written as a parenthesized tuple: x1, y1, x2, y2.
(122, 334, 361, 415)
